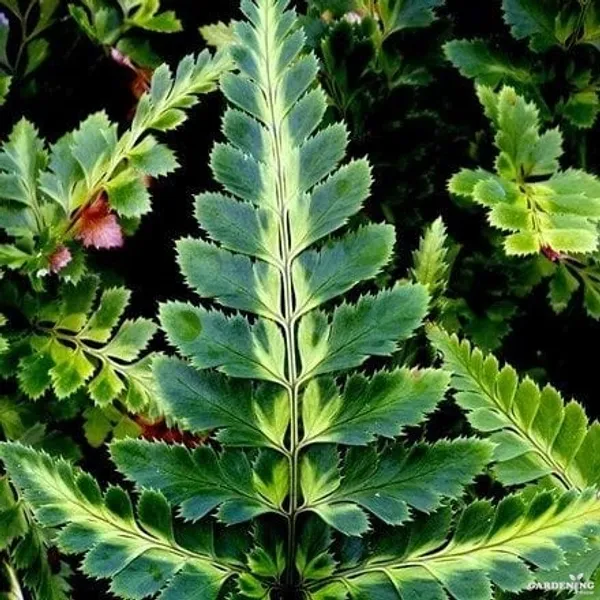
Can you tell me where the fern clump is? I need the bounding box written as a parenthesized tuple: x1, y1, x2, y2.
(1, 1, 600, 599)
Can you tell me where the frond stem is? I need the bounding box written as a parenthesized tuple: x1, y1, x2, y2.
(259, 0, 301, 587)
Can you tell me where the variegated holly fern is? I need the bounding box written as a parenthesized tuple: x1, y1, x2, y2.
(1, 1, 600, 599)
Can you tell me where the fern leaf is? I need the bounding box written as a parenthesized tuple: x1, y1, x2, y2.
(111, 441, 286, 524)
(449, 86, 600, 256)
(444, 39, 535, 87)
(410, 217, 450, 298)
(300, 440, 493, 535)
(0, 119, 46, 239)
(301, 368, 449, 445)
(200, 22, 237, 50)
(39, 50, 231, 216)
(310, 489, 600, 599)
(297, 285, 429, 382)
(154, 0, 449, 546)
(502, 0, 564, 52)
(378, 0, 445, 37)
(429, 326, 600, 489)
(18, 277, 160, 414)
(0, 443, 240, 600)
(153, 357, 289, 449)
(1, 0, 486, 595)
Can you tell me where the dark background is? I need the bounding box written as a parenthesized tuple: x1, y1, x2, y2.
(1, 0, 598, 597)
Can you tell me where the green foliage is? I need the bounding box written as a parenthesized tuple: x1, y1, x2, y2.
(83, 404, 142, 447)
(0, 49, 229, 285)
(0, 469, 72, 600)
(303, 0, 446, 131)
(450, 85, 600, 257)
(501, 0, 600, 53)
(410, 217, 451, 302)
(429, 327, 600, 490)
(0, 0, 59, 98)
(0, 444, 242, 599)
(446, 2, 600, 130)
(1, 1, 599, 598)
(2, 276, 160, 415)
(69, 0, 181, 66)
(308, 489, 600, 599)
(377, 0, 445, 37)
(200, 22, 237, 51)
(444, 39, 537, 89)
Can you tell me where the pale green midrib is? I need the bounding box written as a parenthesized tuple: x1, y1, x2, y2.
(307, 500, 600, 589)
(258, 0, 301, 587)
(450, 350, 578, 490)
(30, 463, 239, 575)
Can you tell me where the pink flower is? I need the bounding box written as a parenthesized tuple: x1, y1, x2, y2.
(75, 194, 124, 249)
(49, 245, 72, 273)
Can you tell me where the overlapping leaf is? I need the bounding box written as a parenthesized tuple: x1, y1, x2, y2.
(311, 489, 600, 600)
(429, 326, 600, 489)
(0, 443, 239, 600)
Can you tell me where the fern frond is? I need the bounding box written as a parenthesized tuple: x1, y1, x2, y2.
(0, 443, 243, 600)
(309, 488, 600, 600)
(155, 0, 451, 547)
(449, 86, 600, 257)
(410, 217, 450, 298)
(0, 0, 501, 595)
(39, 50, 231, 217)
(17, 276, 160, 414)
(429, 326, 600, 490)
